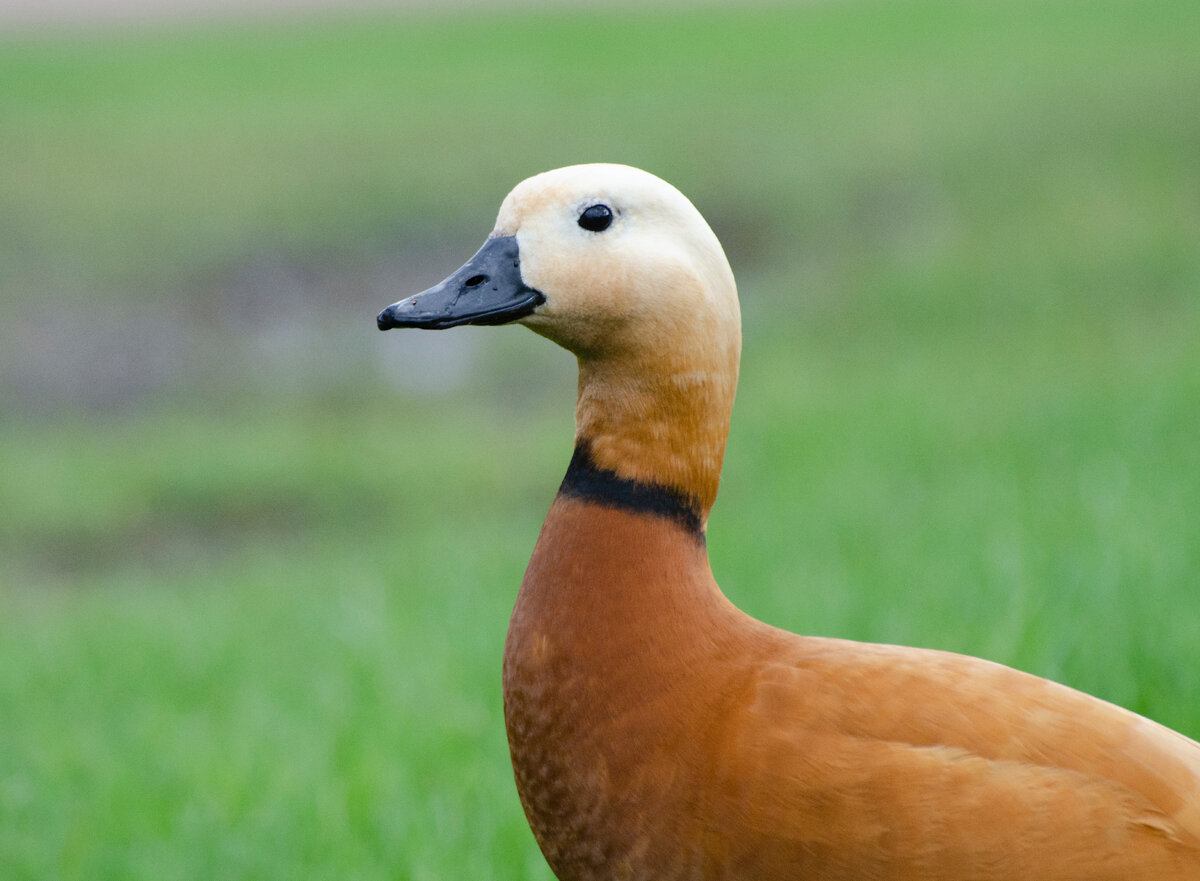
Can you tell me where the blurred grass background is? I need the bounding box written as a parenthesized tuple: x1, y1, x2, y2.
(1, 0, 1199, 877)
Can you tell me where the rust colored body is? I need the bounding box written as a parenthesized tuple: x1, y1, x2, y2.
(504, 499, 1200, 880)
(380, 164, 1200, 880)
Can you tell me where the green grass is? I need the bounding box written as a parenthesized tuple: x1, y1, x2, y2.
(2, 1, 1199, 878)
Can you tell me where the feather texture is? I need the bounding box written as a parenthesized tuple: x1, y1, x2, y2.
(385, 164, 1200, 880)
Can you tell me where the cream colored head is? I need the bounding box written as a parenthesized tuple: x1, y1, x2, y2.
(495, 164, 740, 366)
(499, 164, 742, 517)
(377, 163, 742, 519)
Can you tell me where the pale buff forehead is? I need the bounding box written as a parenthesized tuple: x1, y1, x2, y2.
(493, 163, 690, 236)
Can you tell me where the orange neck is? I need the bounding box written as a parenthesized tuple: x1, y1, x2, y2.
(572, 341, 738, 524)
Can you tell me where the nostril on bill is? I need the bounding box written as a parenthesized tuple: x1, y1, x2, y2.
(464, 274, 488, 288)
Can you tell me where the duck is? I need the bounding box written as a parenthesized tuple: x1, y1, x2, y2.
(377, 163, 1200, 880)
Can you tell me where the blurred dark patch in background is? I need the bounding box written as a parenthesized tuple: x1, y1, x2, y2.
(2, 236, 485, 409)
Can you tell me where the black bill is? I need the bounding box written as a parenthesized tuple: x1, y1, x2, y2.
(377, 235, 544, 331)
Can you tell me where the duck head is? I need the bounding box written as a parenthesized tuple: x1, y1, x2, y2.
(378, 163, 741, 519)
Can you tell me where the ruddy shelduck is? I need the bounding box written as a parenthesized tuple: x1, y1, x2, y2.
(378, 164, 1200, 880)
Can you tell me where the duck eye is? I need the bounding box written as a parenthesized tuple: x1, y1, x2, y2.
(577, 204, 613, 233)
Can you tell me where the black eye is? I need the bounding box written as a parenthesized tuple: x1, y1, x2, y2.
(578, 204, 613, 233)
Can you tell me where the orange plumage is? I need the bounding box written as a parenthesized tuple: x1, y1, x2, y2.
(379, 164, 1200, 880)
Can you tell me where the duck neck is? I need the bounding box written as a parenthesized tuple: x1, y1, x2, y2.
(571, 345, 738, 529)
